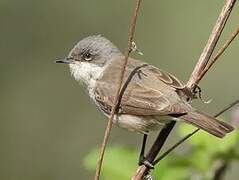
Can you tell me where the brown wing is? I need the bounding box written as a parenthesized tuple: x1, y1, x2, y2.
(146, 66, 185, 89)
(94, 57, 191, 116)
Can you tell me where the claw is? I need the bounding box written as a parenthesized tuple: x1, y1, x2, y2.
(200, 97, 213, 104)
(143, 174, 153, 180)
(193, 85, 212, 104)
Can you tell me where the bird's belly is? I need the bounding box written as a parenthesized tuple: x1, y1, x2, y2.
(113, 114, 172, 134)
(91, 93, 172, 133)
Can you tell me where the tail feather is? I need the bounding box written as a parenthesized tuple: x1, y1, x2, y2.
(179, 110, 234, 138)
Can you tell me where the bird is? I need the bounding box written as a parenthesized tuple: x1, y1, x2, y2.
(56, 35, 234, 138)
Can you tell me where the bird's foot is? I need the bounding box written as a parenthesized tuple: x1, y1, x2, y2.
(193, 85, 212, 104)
(143, 174, 153, 180)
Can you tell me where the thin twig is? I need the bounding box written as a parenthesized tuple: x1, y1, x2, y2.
(187, 0, 237, 90)
(196, 27, 239, 84)
(214, 100, 239, 117)
(94, 0, 143, 179)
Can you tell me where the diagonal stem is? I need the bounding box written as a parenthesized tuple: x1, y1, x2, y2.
(145, 122, 176, 163)
(187, 0, 237, 90)
(196, 27, 239, 85)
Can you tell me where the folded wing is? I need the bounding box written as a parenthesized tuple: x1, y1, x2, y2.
(94, 58, 190, 116)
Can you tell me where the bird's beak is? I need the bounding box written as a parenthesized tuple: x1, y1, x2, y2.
(55, 58, 74, 64)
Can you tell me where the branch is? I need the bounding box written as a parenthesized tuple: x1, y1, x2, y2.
(94, 0, 143, 179)
(132, 99, 239, 180)
(186, 0, 237, 90)
(131, 0, 238, 179)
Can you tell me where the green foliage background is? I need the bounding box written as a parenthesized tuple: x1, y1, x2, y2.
(0, 0, 238, 179)
(84, 124, 239, 180)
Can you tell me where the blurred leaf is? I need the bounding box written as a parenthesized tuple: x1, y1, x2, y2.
(159, 167, 189, 180)
(83, 124, 239, 179)
(83, 145, 137, 180)
(152, 159, 170, 179)
(178, 123, 239, 173)
(84, 145, 190, 180)
(153, 158, 189, 180)
(189, 148, 213, 173)
(216, 131, 239, 154)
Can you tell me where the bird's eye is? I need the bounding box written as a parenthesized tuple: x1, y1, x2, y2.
(83, 52, 93, 61)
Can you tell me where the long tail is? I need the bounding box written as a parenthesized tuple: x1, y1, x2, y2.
(179, 110, 234, 138)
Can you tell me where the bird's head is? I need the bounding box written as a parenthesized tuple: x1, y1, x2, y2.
(56, 35, 122, 85)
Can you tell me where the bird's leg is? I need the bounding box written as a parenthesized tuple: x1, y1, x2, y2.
(192, 84, 202, 97)
(138, 134, 148, 165)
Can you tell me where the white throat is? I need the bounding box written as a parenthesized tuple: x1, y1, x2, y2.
(69, 62, 104, 88)
(69, 62, 106, 101)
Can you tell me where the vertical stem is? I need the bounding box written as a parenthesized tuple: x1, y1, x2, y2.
(94, 0, 143, 179)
